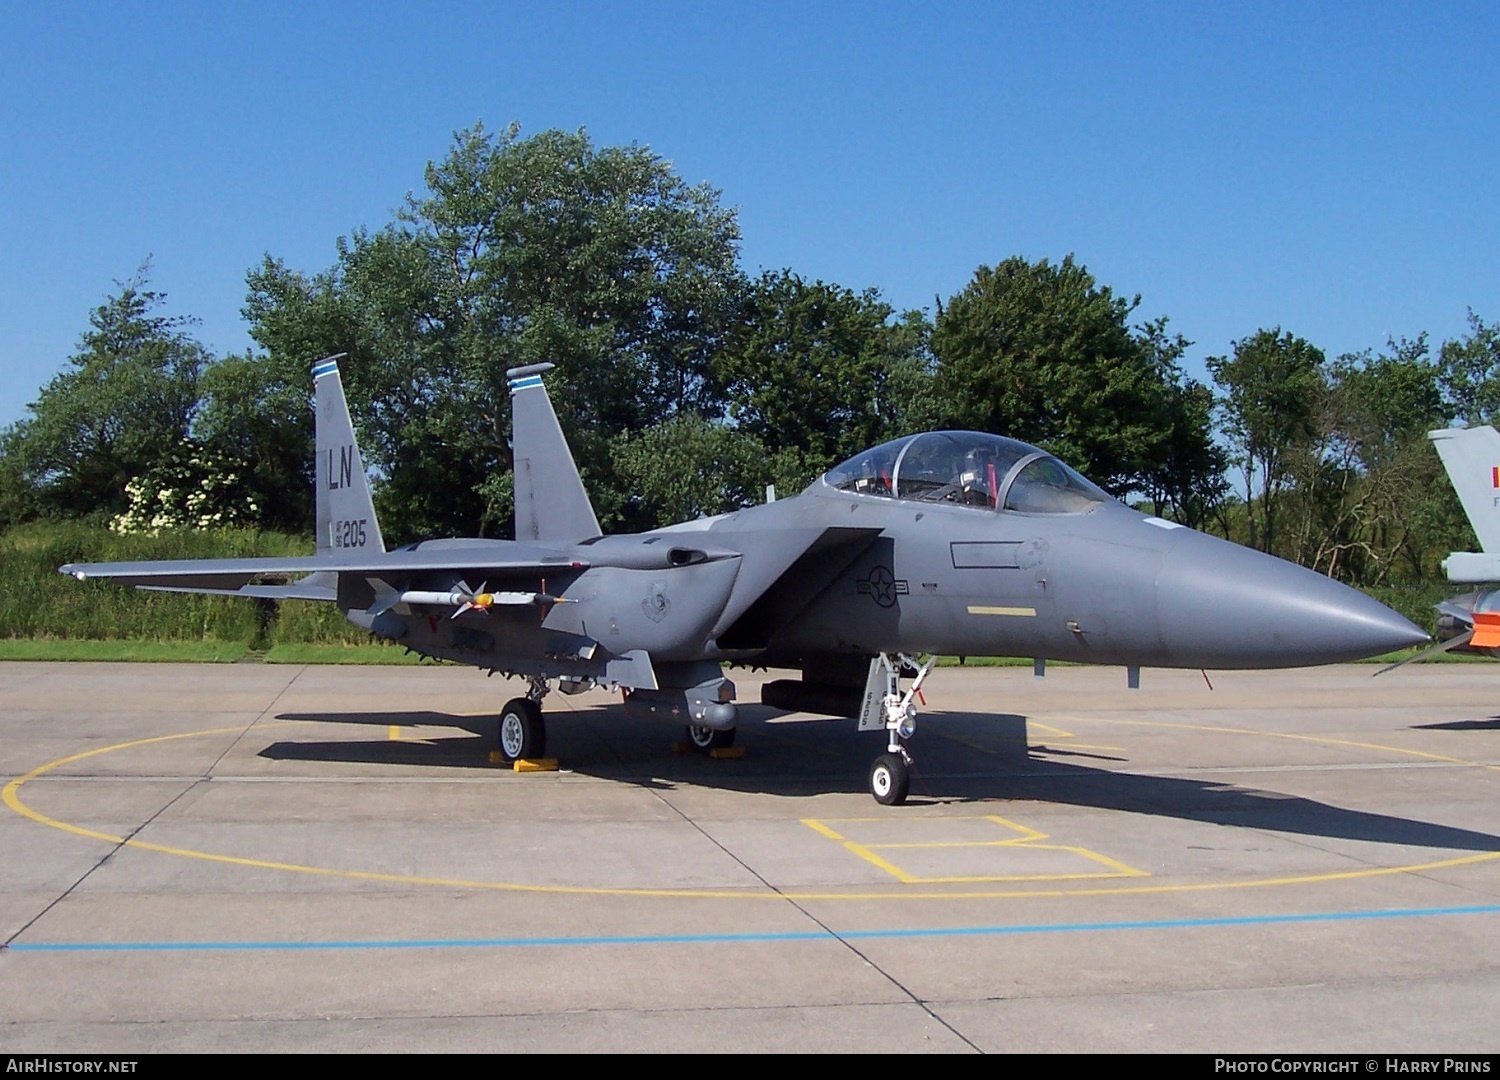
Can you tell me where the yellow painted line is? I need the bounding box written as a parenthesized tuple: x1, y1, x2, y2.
(7, 722, 1500, 902)
(967, 605, 1036, 617)
(1050, 715, 1500, 773)
(801, 818, 847, 841)
(984, 813, 1048, 843)
(1029, 722, 1076, 739)
(1046, 844, 1148, 879)
(938, 732, 1002, 757)
(843, 845, 921, 884)
(388, 725, 401, 741)
(941, 729, 1125, 756)
(802, 814, 1149, 884)
(860, 870, 1142, 885)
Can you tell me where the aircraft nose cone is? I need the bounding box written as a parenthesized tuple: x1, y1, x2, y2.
(1156, 533, 1428, 667)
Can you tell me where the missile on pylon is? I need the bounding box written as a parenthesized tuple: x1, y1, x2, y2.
(369, 580, 571, 618)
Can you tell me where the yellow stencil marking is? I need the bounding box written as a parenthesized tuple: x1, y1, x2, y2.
(967, 605, 1036, 617)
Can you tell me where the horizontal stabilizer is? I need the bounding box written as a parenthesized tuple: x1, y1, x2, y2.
(139, 579, 339, 602)
(146, 568, 341, 602)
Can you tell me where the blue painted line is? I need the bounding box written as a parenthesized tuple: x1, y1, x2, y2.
(9, 904, 1500, 953)
(507, 375, 543, 392)
(311, 362, 339, 378)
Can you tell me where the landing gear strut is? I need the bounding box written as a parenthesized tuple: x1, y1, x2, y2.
(866, 652, 934, 805)
(498, 677, 550, 761)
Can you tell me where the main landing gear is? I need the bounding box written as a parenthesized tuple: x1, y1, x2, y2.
(498, 677, 549, 761)
(866, 653, 935, 805)
(685, 723, 736, 753)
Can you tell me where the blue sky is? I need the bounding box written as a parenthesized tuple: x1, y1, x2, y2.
(2, 2, 1496, 428)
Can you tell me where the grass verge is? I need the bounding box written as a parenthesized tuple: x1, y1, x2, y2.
(0, 638, 250, 662)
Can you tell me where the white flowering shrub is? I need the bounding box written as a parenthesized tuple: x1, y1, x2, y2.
(110, 443, 261, 534)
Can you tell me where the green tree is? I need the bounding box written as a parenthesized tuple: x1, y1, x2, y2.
(713, 271, 933, 477)
(1282, 338, 1451, 582)
(1148, 378, 1229, 530)
(242, 241, 472, 541)
(0, 429, 39, 528)
(1438, 310, 1500, 426)
(931, 255, 1210, 499)
(610, 415, 805, 527)
(245, 123, 745, 540)
(195, 351, 314, 531)
(3, 273, 207, 519)
(1207, 328, 1325, 554)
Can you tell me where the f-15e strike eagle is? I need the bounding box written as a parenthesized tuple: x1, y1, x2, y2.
(62, 357, 1427, 803)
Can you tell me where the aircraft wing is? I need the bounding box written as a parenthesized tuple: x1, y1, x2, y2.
(59, 545, 588, 596)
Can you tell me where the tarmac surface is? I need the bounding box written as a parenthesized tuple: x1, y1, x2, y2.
(4, 659, 1500, 1053)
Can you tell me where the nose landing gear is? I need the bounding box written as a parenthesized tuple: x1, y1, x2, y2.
(863, 653, 934, 804)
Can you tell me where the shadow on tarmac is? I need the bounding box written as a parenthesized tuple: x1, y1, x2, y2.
(1413, 715, 1500, 731)
(266, 702, 1500, 855)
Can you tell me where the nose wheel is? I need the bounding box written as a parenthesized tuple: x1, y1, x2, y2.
(869, 751, 910, 805)
(864, 652, 934, 805)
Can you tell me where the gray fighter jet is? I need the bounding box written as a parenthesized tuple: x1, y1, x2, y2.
(62, 357, 1427, 803)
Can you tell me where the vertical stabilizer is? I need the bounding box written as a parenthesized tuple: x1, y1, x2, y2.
(509, 363, 601, 542)
(1431, 426, 1500, 553)
(313, 355, 385, 558)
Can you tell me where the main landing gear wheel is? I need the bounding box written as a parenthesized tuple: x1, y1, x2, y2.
(870, 752, 910, 806)
(498, 697, 546, 761)
(685, 724, 736, 752)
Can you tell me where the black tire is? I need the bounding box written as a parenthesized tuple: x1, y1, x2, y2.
(869, 752, 910, 805)
(686, 724, 736, 752)
(498, 697, 546, 761)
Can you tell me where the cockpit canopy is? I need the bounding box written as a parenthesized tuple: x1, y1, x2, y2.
(820, 431, 1110, 514)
